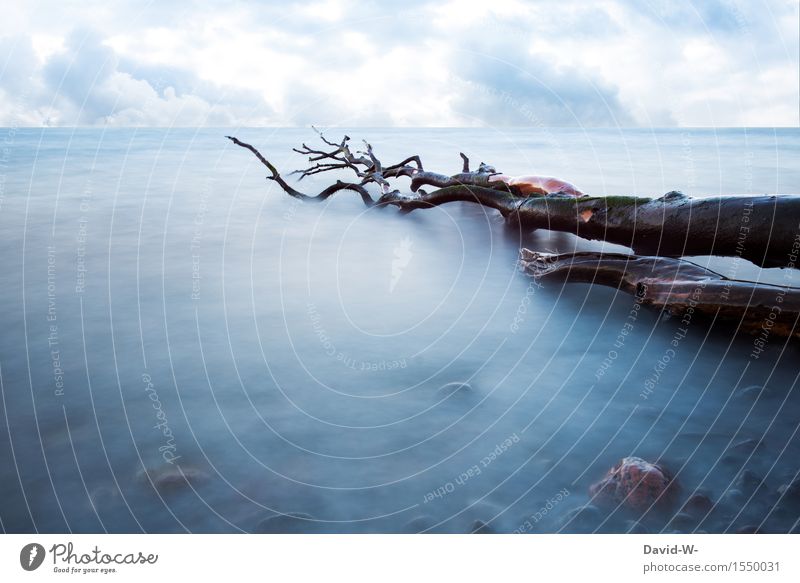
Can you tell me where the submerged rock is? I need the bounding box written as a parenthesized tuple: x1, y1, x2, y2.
(681, 493, 715, 518)
(138, 465, 209, 492)
(730, 438, 765, 455)
(777, 478, 800, 502)
(590, 457, 676, 512)
(471, 520, 494, 534)
(624, 520, 649, 534)
(255, 512, 314, 534)
(401, 515, 436, 533)
(776, 479, 800, 519)
(668, 512, 697, 531)
(719, 488, 745, 509)
(735, 469, 766, 496)
(560, 504, 602, 533)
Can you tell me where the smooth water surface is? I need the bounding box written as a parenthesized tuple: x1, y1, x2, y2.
(1, 128, 799, 533)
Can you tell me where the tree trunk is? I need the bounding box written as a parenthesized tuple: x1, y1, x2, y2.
(518, 250, 800, 339)
(227, 134, 800, 269)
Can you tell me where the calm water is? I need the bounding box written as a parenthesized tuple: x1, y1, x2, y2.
(1, 128, 799, 533)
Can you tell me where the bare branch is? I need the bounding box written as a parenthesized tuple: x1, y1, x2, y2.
(226, 136, 374, 205)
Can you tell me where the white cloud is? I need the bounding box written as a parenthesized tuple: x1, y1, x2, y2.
(0, 0, 796, 127)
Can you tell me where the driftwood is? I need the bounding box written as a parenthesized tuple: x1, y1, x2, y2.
(519, 250, 800, 339)
(227, 131, 800, 269)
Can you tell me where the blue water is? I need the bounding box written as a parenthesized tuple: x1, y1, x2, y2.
(1, 127, 799, 533)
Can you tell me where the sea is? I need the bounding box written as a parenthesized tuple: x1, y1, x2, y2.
(1, 127, 799, 533)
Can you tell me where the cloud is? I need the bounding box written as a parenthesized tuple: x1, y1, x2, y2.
(0, 0, 796, 127)
(1, 26, 273, 126)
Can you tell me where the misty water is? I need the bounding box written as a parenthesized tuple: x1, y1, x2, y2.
(1, 128, 799, 533)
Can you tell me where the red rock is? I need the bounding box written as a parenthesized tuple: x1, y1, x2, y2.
(590, 457, 676, 511)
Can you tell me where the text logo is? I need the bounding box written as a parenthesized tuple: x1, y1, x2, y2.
(390, 236, 413, 292)
(20, 543, 46, 571)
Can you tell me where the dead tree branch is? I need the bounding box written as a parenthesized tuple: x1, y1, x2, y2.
(519, 250, 800, 339)
(226, 133, 800, 269)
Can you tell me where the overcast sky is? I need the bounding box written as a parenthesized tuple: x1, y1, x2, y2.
(0, 0, 797, 127)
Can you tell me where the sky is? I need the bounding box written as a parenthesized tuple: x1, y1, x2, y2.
(0, 0, 798, 127)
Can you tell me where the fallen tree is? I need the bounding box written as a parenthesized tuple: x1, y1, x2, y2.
(518, 250, 800, 339)
(227, 131, 800, 269)
(227, 130, 800, 339)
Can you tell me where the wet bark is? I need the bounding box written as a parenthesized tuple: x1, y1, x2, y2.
(519, 250, 800, 339)
(227, 133, 800, 269)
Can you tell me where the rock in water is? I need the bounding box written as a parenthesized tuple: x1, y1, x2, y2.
(560, 504, 602, 533)
(668, 512, 697, 531)
(590, 457, 676, 511)
(401, 515, 435, 533)
(681, 493, 714, 518)
(778, 478, 800, 504)
(624, 520, 649, 534)
(735, 469, 766, 496)
(138, 465, 209, 493)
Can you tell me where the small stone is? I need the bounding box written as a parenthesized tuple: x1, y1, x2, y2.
(589, 457, 677, 511)
(777, 478, 800, 502)
(736, 525, 761, 534)
(730, 439, 765, 455)
(625, 520, 648, 534)
(139, 465, 209, 492)
(256, 512, 314, 534)
(561, 504, 602, 532)
(402, 515, 435, 533)
(720, 488, 745, 508)
(471, 520, 494, 534)
(682, 493, 714, 518)
(735, 469, 765, 496)
(668, 512, 697, 530)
